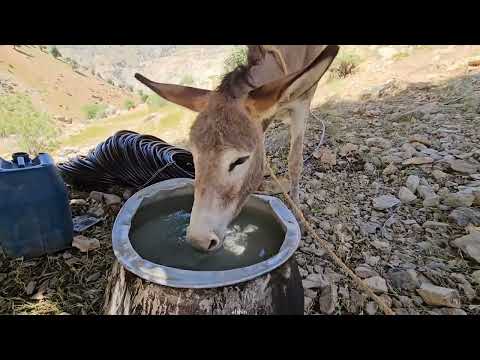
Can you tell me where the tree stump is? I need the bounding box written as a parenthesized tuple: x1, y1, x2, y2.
(103, 257, 304, 315)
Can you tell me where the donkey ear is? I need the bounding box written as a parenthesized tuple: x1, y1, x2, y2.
(245, 45, 339, 118)
(135, 73, 211, 113)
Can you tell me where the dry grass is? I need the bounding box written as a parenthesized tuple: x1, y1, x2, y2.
(0, 192, 117, 315)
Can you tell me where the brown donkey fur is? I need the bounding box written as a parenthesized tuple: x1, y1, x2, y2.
(135, 45, 339, 251)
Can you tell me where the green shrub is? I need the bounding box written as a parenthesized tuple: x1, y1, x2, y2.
(0, 94, 58, 154)
(50, 46, 61, 59)
(141, 93, 149, 103)
(223, 46, 248, 75)
(82, 103, 107, 120)
(124, 99, 135, 110)
(146, 94, 167, 109)
(107, 79, 115, 86)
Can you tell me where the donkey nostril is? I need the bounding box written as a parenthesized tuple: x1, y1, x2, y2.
(208, 237, 219, 251)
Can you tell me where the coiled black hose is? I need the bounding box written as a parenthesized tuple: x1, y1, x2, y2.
(57, 130, 194, 190)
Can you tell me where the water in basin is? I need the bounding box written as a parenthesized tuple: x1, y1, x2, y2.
(129, 195, 286, 271)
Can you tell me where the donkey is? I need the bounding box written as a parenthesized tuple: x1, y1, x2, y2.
(135, 45, 339, 252)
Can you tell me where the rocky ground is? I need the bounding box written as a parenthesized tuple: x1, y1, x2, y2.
(1, 46, 479, 315)
(265, 54, 480, 314)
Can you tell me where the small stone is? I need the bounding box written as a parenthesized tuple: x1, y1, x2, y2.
(471, 174, 480, 180)
(364, 276, 388, 293)
(406, 175, 420, 193)
(365, 301, 378, 315)
(69, 199, 87, 206)
(339, 143, 358, 157)
(89, 191, 104, 202)
(471, 270, 480, 284)
(417, 185, 434, 199)
(387, 269, 420, 290)
(423, 195, 440, 208)
(402, 157, 434, 166)
(439, 308, 467, 315)
(359, 222, 379, 236)
(324, 205, 338, 216)
(448, 207, 480, 226)
(355, 266, 379, 279)
(123, 188, 135, 200)
(304, 297, 314, 312)
(409, 134, 431, 146)
(88, 205, 105, 218)
(364, 162, 376, 174)
(398, 187, 417, 204)
(449, 159, 479, 174)
(25, 281, 36, 296)
(442, 190, 475, 208)
(432, 170, 448, 181)
(416, 283, 461, 308)
(319, 284, 337, 314)
(373, 195, 400, 210)
(72, 235, 100, 253)
(86, 272, 101, 282)
(383, 164, 398, 176)
(422, 221, 449, 229)
(103, 193, 122, 206)
(366, 137, 391, 149)
(451, 231, 480, 263)
(317, 148, 337, 166)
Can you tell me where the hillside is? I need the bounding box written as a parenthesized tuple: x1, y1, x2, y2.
(0, 46, 136, 122)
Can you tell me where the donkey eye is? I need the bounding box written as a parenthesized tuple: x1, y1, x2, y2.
(229, 156, 250, 172)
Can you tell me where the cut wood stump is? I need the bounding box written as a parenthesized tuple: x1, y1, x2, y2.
(103, 257, 304, 315)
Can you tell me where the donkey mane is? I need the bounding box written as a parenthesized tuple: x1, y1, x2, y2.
(216, 46, 266, 98)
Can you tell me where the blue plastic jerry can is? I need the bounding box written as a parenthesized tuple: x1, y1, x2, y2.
(0, 152, 73, 258)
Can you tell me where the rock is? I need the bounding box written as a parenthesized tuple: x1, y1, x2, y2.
(471, 270, 480, 284)
(423, 195, 440, 208)
(398, 187, 417, 204)
(324, 205, 338, 216)
(373, 195, 400, 210)
(448, 207, 480, 226)
(416, 283, 461, 308)
(366, 137, 391, 149)
(316, 148, 337, 166)
(409, 135, 431, 146)
(365, 301, 378, 315)
(364, 276, 388, 294)
(339, 143, 358, 157)
(449, 159, 479, 174)
(72, 235, 100, 253)
(387, 269, 420, 290)
(442, 190, 475, 208)
(319, 284, 337, 314)
(88, 205, 105, 218)
(355, 266, 379, 279)
(89, 191, 104, 202)
(103, 193, 122, 206)
(25, 281, 36, 296)
(364, 162, 376, 174)
(86, 272, 101, 282)
(432, 170, 448, 181)
(471, 174, 480, 180)
(304, 297, 314, 312)
(383, 164, 398, 176)
(406, 175, 420, 193)
(402, 157, 434, 166)
(451, 231, 480, 263)
(123, 188, 135, 200)
(439, 308, 467, 315)
(417, 185, 434, 199)
(402, 143, 418, 158)
(69, 199, 87, 206)
(422, 221, 449, 229)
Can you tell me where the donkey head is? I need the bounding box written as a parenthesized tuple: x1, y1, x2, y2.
(135, 45, 338, 252)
